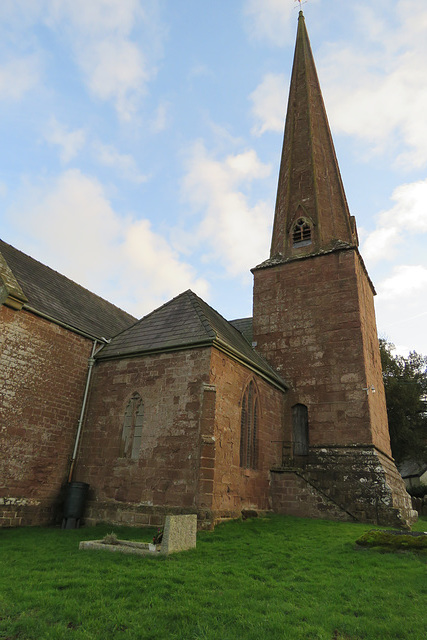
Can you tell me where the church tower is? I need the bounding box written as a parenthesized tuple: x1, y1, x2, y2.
(253, 12, 415, 527)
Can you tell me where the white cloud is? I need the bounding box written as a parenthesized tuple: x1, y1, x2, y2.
(362, 179, 427, 264)
(0, 1, 164, 120)
(182, 142, 272, 277)
(45, 118, 86, 163)
(123, 219, 208, 304)
(0, 55, 40, 101)
(150, 100, 171, 133)
(378, 265, 427, 300)
(375, 264, 427, 355)
(243, 0, 295, 47)
(42, 0, 163, 121)
(93, 142, 148, 183)
(79, 38, 150, 121)
(250, 73, 287, 136)
(319, 3, 427, 168)
(44, 0, 142, 35)
(8, 169, 208, 316)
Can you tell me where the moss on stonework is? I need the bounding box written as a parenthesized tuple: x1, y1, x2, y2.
(356, 529, 427, 552)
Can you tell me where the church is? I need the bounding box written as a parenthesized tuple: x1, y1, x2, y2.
(0, 12, 416, 530)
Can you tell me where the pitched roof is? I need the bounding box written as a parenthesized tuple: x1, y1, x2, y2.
(398, 459, 427, 479)
(0, 239, 136, 340)
(270, 11, 357, 260)
(229, 317, 253, 345)
(98, 290, 287, 389)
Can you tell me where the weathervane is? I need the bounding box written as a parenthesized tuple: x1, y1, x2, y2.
(294, 0, 307, 9)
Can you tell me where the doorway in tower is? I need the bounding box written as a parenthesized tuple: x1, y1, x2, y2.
(292, 404, 309, 456)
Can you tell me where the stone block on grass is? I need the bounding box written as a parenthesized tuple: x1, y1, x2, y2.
(161, 514, 197, 554)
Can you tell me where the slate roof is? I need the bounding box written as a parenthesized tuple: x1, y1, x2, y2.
(97, 290, 286, 389)
(0, 239, 136, 340)
(229, 317, 253, 345)
(398, 460, 427, 479)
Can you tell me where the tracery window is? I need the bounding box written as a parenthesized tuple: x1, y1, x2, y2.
(121, 392, 143, 460)
(292, 218, 312, 247)
(239, 381, 259, 469)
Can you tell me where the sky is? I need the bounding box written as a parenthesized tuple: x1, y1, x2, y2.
(1, 0, 427, 357)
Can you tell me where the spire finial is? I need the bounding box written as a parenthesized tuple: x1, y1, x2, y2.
(294, 0, 307, 12)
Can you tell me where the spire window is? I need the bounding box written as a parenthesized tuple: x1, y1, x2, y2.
(292, 218, 312, 247)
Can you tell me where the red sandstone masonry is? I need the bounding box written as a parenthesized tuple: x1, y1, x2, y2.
(253, 250, 379, 449)
(198, 384, 216, 512)
(354, 256, 392, 455)
(270, 470, 354, 522)
(252, 249, 413, 526)
(0, 306, 93, 526)
(75, 348, 212, 519)
(209, 349, 284, 520)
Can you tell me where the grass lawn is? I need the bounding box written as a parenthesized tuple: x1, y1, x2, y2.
(0, 515, 426, 640)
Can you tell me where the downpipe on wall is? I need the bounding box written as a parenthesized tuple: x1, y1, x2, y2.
(68, 338, 108, 482)
(62, 338, 109, 529)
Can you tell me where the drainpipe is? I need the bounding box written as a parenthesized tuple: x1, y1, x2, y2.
(68, 339, 107, 482)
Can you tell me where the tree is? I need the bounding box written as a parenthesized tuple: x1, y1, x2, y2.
(379, 339, 427, 464)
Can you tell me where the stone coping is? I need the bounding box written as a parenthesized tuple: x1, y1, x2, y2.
(79, 539, 162, 556)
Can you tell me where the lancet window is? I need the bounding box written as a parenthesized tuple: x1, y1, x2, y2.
(121, 392, 143, 460)
(239, 381, 259, 470)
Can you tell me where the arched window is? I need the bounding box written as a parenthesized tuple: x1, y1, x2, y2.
(121, 392, 143, 460)
(292, 403, 309, 456)
(292, 218, 312, 247)
(240, 381, 259, 469)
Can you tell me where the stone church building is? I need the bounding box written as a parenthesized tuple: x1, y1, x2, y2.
(0, 13, 416, 529)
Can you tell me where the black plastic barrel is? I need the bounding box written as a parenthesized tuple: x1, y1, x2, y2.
(62, 481, 89, 529)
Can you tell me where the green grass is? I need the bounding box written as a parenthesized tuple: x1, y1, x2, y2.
(0, 515, 426, 640)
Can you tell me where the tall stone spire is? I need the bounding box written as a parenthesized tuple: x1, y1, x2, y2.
(253, 11, 416, 528)
(270, 11, 358, 259)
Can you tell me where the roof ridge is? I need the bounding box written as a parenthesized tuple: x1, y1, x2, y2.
(186, 294, 286, 385)
(185, 290, 218, 340)
(230, 316, 252, 323)
(97, 290, 192, 352)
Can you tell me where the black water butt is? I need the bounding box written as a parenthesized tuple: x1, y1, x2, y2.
(62, 481, 89, 529)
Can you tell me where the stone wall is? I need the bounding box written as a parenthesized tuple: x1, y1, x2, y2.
(208, 349, 284, 522)
(75, 348, 212, 524)
(270, 469, 355, 521)
(77, 346, 286, 529)
(354, 255, 392, 455)
(253, 249, 384, 450)
(271, 447, 415, 528)
(252, 248, 414, 527)
(0, 305, 92, 526)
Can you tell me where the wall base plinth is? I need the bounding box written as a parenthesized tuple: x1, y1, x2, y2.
(0, 497, 59, 528)
(84, 499, 214, 530)
(271, 446, 417, 529)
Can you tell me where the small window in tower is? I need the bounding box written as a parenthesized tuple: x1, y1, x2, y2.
(292, 218, 312, 247)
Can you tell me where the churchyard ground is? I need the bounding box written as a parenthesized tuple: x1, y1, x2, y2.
(1, 514, 426, 640)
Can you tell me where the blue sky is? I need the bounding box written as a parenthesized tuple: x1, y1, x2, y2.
(1, 0, 427, 356)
